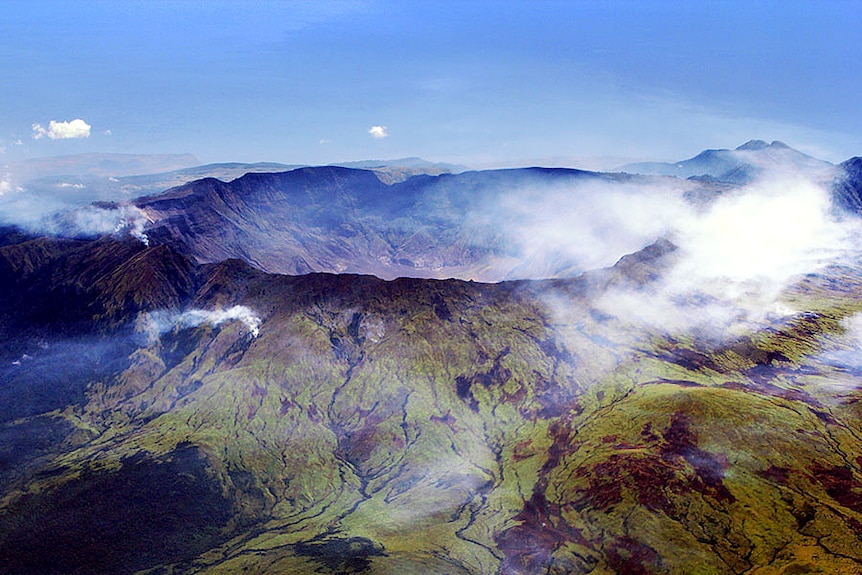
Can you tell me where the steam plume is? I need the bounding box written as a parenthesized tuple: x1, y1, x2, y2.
(0, 176, 151, 245)
(141, 306, 262, 342)
(47, 204, 151, 245)
(527, 170, 861, 338)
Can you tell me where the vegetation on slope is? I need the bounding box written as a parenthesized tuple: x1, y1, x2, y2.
(0, 233, 860, 574)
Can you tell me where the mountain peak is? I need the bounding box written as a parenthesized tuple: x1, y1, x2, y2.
(736, 139, 770, 151)
(620, 139, 830, 183)
(736, 139, 792, 152)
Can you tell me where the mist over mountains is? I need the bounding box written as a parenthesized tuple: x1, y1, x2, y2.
(0, 155, 462, 231)
(2, 142, 862, 574)
(7, 140, 858, 285)
(619, 140, 834, 183)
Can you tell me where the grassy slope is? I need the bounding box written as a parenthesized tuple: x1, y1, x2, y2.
(0, 240, 861, 574)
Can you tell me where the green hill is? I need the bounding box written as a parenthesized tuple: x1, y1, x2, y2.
(0, 233, 860, 574)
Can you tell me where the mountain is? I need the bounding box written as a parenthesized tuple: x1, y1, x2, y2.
(619, 140, 834, 184)
(0, 157, 466, 230)
(135, 166, 721, 281)
(4, 153, 202, 180)
(331, 157, 465, 171)
(833, 157, 862, 213)
(1, 230, 862, 574)
(2, 142, 862, 574)
(329, 157, 468, 183)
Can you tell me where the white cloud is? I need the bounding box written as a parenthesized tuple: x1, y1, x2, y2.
(32, 118, 92, 140)
(495, 178, 691, 277)
(492, 163, 862, 342)
(1, 139, 24, 153)
(369, 125, 388, 139)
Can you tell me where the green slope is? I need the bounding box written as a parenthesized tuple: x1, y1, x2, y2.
(0, 235, 861, 574)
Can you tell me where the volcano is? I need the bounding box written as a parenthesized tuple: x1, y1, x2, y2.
(1, 143, 862, 574)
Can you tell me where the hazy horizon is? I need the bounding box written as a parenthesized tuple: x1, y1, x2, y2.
(1, 1, 860, 168)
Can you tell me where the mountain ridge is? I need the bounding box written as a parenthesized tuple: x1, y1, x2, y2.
(135, 165, 704, 281)
(1, 230, 862, 573)
(619, 139, 834, 183)
(2, 141, 862, 574)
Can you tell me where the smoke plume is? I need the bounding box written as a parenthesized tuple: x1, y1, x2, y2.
(0, 176, 151, 245)
(47, 204, 151, 245)
(141, 306, 262, 342)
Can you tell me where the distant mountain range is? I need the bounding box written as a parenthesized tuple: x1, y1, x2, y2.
(4, 152, 202, 179)
(619, 139, 835, 183)
(130, 142, 862, 281)
(137, 166, 665, 280)
(0, 155, 468, 226)
(2, 142, 862, 574)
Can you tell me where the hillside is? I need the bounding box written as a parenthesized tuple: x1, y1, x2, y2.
(0, 231, 861, 574)
(135, 166, 722, 281)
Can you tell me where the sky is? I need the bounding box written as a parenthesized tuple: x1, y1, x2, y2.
(1, 0, 860, 168)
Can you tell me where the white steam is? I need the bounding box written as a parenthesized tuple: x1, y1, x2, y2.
(522, 171, 862, 336)
(499, 179, 690, 276)
(0, 177, 151, 245)
(141, 306, 262, 342)
(47, 204, 151, 245)
(671, 178, 849, 291)
(596, 175, 855, 336)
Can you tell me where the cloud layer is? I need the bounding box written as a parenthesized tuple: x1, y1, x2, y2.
(587, 174, 859, 336)
(32, 119, 91, 140)
(497, 178, 690, 277)
(0, 180, 151, 245)
(460, 159, 857, 344)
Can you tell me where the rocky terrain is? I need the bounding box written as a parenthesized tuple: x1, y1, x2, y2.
(135, 166, 725, 281)
(1, 143, 862, 574)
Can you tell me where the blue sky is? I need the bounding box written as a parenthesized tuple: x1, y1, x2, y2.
(1, 0, 860, 167)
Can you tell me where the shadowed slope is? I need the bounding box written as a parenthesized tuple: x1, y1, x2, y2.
(136, 166, 679, 281)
